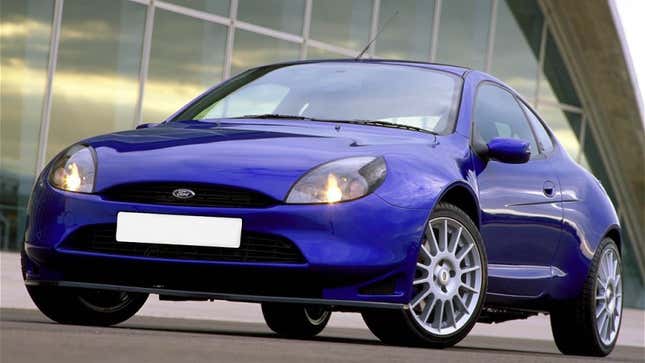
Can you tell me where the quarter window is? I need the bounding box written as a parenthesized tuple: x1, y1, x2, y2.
(473, 84, 538, 156)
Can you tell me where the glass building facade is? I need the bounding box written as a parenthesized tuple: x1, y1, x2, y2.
(1, 0, 643, 307)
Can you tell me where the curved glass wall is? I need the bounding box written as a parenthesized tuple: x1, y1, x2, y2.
(373, 0, 435, 60)
(435, 0, 491, 69)
(143, 8, 228, 123)
(0, 0, 53, 250)
(45, 0, 146, 161)
(1, 0, 642, 308)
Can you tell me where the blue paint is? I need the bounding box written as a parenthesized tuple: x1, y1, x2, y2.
(23, 60, 619, 311)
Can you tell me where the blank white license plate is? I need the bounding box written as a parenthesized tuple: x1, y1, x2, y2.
(116, 212, 242, 248)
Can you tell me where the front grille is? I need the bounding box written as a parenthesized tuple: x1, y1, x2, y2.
(60, 224, 306, 264)
(101, 182, 278, 208)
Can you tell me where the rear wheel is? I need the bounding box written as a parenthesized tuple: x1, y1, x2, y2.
(362, 203, 487, 348)
(26, 285, 148, 326)
(261, 303, 331, 338)
(550, 238, 622, 356)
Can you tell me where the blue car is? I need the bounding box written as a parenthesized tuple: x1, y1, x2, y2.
(23, 60, 622, 356)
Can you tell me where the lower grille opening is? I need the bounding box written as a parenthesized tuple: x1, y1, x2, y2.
(60, 224, 306, 264)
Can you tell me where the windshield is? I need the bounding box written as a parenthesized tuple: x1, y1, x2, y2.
(173, 62, 462, 134)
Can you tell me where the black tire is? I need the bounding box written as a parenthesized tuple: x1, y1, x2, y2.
(262, 303, 331, 338)
(26, 285, 148, 326)
(550, 238, 622, 356)
(362, 202, 487, 348)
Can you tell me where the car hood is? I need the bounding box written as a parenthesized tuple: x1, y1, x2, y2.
(83, 119, 433, 200)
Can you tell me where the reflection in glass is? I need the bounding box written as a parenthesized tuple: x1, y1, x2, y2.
(374, 0, 435, 60)
(165, 0, 229, 16)
(231, 30, 300, 76)
(491, 0, 542, 104)
(46, 0, 145, 161)
(0, 0, 53, 250)
(435, 0, 491, 69)
(144, 9, 228, 123)
(310, 0, 373, 50)
(579, 127, 617, 203)
(539, 31, 581, 107)
(537, 106, 581, 160)
(618, 225, 645, 308)
(238, 0, 305, 35)
(180, 63, 461, 135)
(307, 46, 347, 60)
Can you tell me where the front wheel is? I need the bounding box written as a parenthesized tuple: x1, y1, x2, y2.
(26, 285, 148, 326)
(262, 303, 331, 338)
(362, 203, 487, 348)
(550, 238, 623, 356)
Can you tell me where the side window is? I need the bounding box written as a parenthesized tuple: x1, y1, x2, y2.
(473, 84, 538, 156)
(520, 102, 554, 153)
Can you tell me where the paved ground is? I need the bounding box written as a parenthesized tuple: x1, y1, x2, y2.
(2, 252, 644, 362)
(1, 308, 644, 363)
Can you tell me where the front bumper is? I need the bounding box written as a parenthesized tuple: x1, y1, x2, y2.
(23, 179, 430, 306)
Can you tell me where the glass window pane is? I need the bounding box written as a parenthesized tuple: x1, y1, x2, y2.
(0, 0, 53, 250)
(165, 0, 229, 16)
(307, 46, 344, 59)
(537, 106, 581, 160)
(579, 127, 617, 203)
(374, 0, 435, 60)
(178, 63, 462, 135)
(231, 30, 300, 76)
(237, 0, 305, 35)
(46, 0, 145, 163)
(618, 225, 645, 308)
(143, 9, 228, 123)
(435, 0, 491, 69)
(520, 102, 553, 153)
(491, 0, 542, 103)
(310, 0, 373, 50)
(474, 84, 538, 155)
(539, 31, 581, 107)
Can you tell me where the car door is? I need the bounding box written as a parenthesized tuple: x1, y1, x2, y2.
(471, 82, 563, 295)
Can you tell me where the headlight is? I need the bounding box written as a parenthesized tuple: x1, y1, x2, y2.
(286, 156, 386, 204)
(48, 145, 96, 193)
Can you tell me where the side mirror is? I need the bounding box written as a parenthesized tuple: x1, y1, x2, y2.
(136, 122, 159, 130)
(486, 137, 531, 164)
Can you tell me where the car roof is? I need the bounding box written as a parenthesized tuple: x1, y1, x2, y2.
(252, 58, 471, 77)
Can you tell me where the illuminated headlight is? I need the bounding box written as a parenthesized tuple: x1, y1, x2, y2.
(49, 145, 96, 193)
(286, 156, 386, 204)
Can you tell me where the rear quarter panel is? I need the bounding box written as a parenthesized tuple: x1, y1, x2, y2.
(551, 147, 620, 300)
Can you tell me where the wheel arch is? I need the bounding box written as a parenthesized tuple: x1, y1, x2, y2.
(603, 226, 622, 253)
(436, 182, 480, 228)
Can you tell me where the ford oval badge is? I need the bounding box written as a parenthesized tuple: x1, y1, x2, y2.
(172, 188, 195, 199)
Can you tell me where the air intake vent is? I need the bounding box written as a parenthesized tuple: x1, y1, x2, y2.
(60, 224, 305, 264)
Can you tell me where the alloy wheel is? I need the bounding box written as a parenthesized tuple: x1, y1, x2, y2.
(595, 247, 622, 346)
(409, 217, 484, 336)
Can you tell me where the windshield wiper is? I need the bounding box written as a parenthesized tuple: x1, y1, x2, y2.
(231, 114, 308, 120)
(325, 119, 437, 134)
(228, 114, 437, 134)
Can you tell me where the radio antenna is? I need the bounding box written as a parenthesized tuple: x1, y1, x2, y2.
(355, 10, 399, 60)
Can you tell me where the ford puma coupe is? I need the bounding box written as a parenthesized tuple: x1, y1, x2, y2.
(23, 60, 622, 356)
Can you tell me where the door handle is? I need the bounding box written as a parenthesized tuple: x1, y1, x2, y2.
(543, 180, 556, 198)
